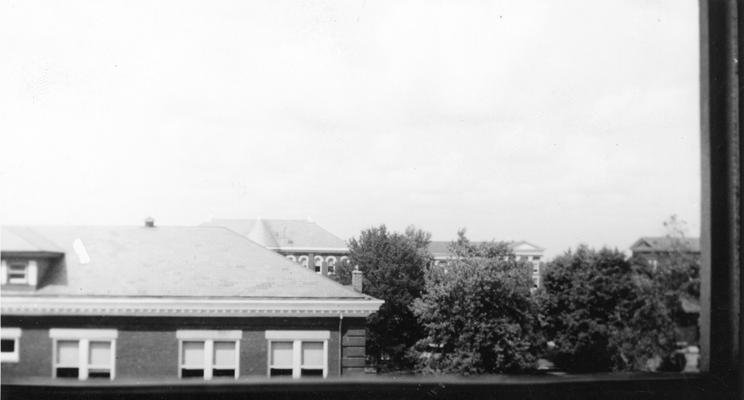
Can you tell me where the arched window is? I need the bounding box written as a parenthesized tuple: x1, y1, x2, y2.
(313, 256, 324, 273)
(325, 257, 337, 274)
(298, 256, 309, 268)
(286, 255, 297, 263)
(339, 256, 350, 266)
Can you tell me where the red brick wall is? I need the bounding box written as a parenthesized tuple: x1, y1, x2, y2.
(1, 316, 368, 381)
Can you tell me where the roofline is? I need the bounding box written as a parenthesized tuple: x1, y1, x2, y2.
(1, 251, 64, 258)
(1, 296, 384, 318)
(273, 247, 349, 253)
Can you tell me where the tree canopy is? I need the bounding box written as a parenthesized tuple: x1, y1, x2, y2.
(412, 230, 539, 374)
(537, 246, 676, 372)
(342, 225, 431, 370)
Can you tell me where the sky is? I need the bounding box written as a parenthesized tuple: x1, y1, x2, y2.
(0, 0, 700, 257)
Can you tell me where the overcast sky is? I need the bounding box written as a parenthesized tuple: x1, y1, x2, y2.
(0, 0, 700, 257)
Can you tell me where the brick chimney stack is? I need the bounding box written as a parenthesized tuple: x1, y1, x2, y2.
(351, 266, 363, 293)
(144, 217, 155, 228)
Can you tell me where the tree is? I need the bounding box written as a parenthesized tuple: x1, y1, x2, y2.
(343, 225, 431, 370)
(412, 230, 539, 374)
(657, 215, 701, 305)
(538, 246, 676, 372)
(630, 215, 701, 370)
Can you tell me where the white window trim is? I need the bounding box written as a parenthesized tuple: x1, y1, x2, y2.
(265, 331, 330, 341)
(177, 330, 241, 380)
(265, 330, 329, 378)
(298, 256, 309, 268)
(286, 255, 297, 262)
(2, 259, 38, 286)
(49, 329, 117, 380)
(325, 257, 337, 274)
(1, 327, 21, 363)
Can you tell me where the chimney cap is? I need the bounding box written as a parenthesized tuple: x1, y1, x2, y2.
(144, 217, 155, 228)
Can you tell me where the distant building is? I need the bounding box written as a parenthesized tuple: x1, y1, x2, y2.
(203, 219, 350, 275)
(427, 240, 545, 288)
(629, 236, 701, 347)
(629, 236, 700, 268)
(1, 222, 382, 383)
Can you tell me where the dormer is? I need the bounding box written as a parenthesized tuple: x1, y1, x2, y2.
(0, 254, 61, 290)
(1, 226, 65, 290)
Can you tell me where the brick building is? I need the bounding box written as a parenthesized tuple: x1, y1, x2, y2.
(203, 219, 351, 275)
(629, 236, 700, 267)
(0, 223, 382, 382)
(630, 236, 701, 347)
(427, 240, 545, 288)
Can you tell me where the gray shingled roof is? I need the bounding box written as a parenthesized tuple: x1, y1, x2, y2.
(1, 226, 364, 299)
(630, 237, 701, 253)
(203, 219, 348, 251)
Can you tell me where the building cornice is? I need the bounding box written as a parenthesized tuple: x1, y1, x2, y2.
(273, 247, 349, 254)
(0, 296, 383, 318)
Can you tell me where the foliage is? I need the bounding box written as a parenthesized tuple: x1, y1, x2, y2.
(629, 215, 701, 358)
(537, 246, 676, 372)
(343, 225, 431, 370)
(658, 214, 701, 303)
(412, 230, 539, 374)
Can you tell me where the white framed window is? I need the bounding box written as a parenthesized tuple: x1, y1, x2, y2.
(177, 330, 241, 380)
(325, 256, 337, 274)
(339, 256, 350, 266)
(286, 255, 297, 262)
(265, 330, 329, 378)
(1, 259, 38, 286)
(313, 256, 323, 273)
(49, 329, 117, 380)
(1, 328, 21, 363)
(298, 255, 309, 268)
(8, 262, 27, 284)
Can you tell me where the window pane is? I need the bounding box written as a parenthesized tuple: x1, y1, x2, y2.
(56, 367, 79, 378)
(270, 368, 292, 377)
(182, 341, 204, 366)
(57, 341, 79, 365)
(1, 339, 15, 353)
(213, 341, 236, 367)
(270, 341, 293, 367)
(301, 342, 323, 366)
(88, 370, 111, 379)
(213, 368, 235, 377)
(181, 368, 204, 378)
(9, 264, 26, 273)
(89, 341, 111, 366)
(301, 368, 323, 377)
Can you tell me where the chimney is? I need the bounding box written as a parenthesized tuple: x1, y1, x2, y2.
(351, 266, 363, 293)
(145, 217, 155, 228)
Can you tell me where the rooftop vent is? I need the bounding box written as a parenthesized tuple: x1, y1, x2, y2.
(145, 217, 155, 228)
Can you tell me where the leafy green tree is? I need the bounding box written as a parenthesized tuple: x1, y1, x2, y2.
(538, 246, 675, 372)
(628, 215, 700, 369)
(412, 230, 539, 374)
(657, 215, 701, 310)
(342, 225, 431, 370)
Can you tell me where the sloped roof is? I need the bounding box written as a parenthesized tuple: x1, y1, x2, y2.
(0, 225, 365, 299)
(2, 226, 64, 253)
(203, 219, 348, 251)
(427, 240, 545, 258)
(630, 237, 700, 253)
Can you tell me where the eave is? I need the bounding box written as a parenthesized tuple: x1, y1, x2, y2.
(0, 296, 383, 318)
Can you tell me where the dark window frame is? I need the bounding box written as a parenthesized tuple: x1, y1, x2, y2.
(0, 0, 741, 398)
